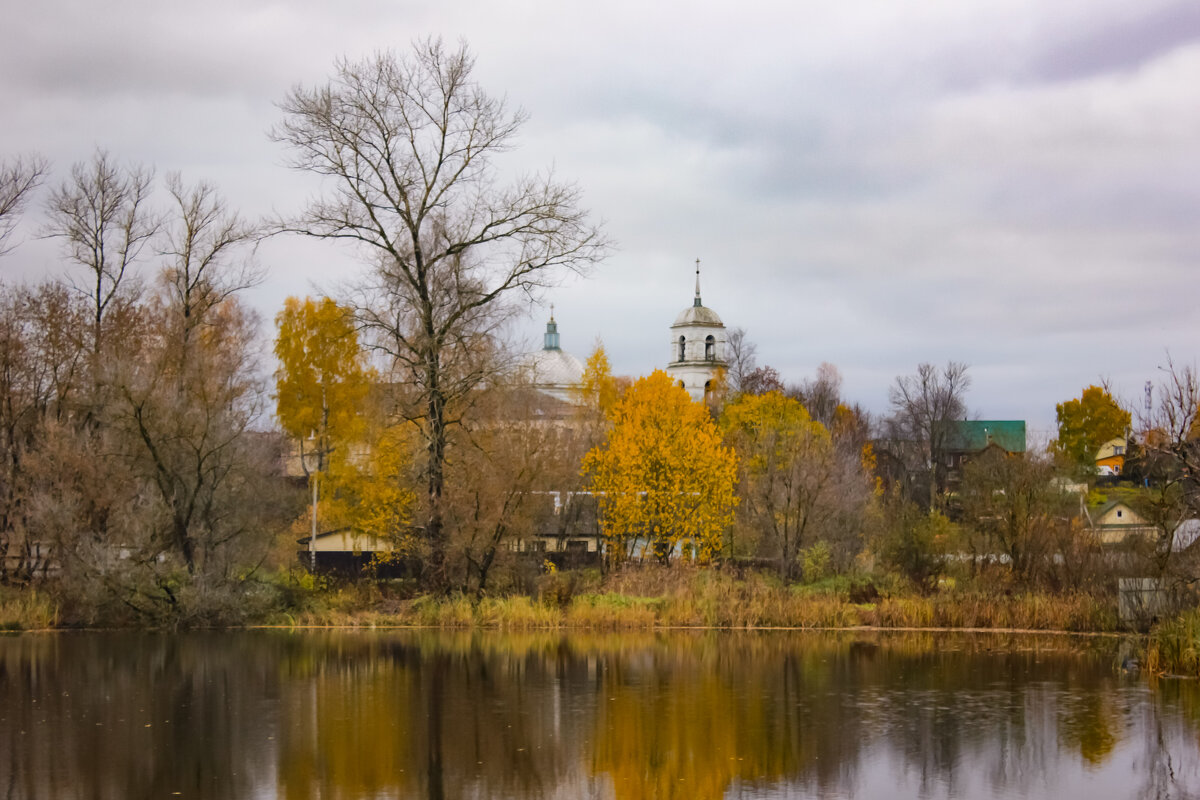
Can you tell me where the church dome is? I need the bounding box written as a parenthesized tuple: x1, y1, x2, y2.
(673, 304, 724, 327)
(527, 346, 585, 387)
(523, 314, 584, 406)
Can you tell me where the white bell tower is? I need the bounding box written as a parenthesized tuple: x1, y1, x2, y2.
(666, 259, 727, 402)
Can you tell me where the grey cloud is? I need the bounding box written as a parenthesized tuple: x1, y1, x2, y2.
(1029, 2, 1200, 82)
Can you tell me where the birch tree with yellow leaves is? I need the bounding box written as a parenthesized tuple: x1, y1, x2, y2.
(583, 370, 737, 563)
(275, 296, 372, 557)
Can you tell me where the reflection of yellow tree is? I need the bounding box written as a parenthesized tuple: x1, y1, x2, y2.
(591, 643, 815, 800)
(277, 657, 418, 800)
(1060, 692, 1119, 765)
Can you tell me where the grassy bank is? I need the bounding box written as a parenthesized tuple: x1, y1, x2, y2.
(0, 567, 1127, 633)
(275, 567, 1121, 633)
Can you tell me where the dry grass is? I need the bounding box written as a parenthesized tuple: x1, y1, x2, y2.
(860, 591, 1116, 632)
(0, 588, 60, 630)
(565, 594, 657, 629)
(1146, 608, 1200, 676)
(0, 565, 1121, 634)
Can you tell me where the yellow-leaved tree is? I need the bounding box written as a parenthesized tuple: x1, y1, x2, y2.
(579, 341, 620, 418)
(583, 370, 737, 563)
(322, 423, 417, 556)
(274, 296, 373, 551)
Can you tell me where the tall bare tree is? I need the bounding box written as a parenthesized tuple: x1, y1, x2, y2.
(159, 173, 261, 354)
(273, 41, 608, 586)
(886, 361, 971, 510)
(0, 154, 48, 257)
(44, 150, 159, 359)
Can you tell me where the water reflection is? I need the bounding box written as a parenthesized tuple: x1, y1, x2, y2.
(1, 630, 1199, 799)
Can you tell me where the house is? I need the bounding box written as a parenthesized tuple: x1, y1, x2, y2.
(938, 420, 1026, 493)
(1086, 501, 1158, 545)
(1095, 437, 1127, 476)
(942, 420, 1027, 466)
(509, 491, 604, 568)
(296, 529, 408, 576)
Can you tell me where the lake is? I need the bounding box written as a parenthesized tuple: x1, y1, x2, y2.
(1, 629, 1197, 799)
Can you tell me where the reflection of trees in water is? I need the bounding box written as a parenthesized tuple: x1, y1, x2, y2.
(0, 633, 278, 799)
(272, 631, 608, 799)
(4, 631, 1200, 799)
(587, 632, 1200, 800)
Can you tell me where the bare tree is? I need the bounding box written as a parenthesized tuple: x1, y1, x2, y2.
(111, 293, 271, 580)
(159, 173, 262, 353)
(1135, 357, 1200, 567)
(740, 366, 784, 396)
(725, 327, 757, 394)
(273, 41, 608, 586)
(44, 150, 159, 358)
(959, 448, 1070, 585)
(886, 361, 971, 510)
(0, 154, 48, 256)
(792, 362, 844, 427)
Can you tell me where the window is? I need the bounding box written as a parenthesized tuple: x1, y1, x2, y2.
(705, 335, 715, 360)
(678, 335, 686, 362)
(1116, 509, 1123, 518)
(1114, 445, 1125, 455)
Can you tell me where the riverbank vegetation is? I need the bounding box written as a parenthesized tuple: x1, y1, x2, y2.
(284, 567, 1116, 632)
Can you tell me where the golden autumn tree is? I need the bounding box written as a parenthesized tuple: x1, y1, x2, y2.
(583, 370, 737, 563)
(579, 341, 619, 417)
(321, 422, 417, 553)
(274, 296, 372, 549)
(1054, 385, 1131, 470)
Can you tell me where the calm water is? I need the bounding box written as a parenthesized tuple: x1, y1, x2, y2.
(1, 629, 1198, 800)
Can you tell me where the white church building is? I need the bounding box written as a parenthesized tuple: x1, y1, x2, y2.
(527, 260, 728, 404)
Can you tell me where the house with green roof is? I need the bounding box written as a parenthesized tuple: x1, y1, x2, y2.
(941, 420, 1027, 456)
(936, 420, 1027, 490)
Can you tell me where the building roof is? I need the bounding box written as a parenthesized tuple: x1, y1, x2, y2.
(527, 347, 585, 388)
(672, 304, 724, 327)
(941, 420, 1027, 453)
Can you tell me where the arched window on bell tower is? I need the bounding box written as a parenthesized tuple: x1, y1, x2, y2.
(677, 335, 686, 362)
(704, 335, 715, 361)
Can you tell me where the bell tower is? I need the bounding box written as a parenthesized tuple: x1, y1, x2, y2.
(666, 259, 727, 402)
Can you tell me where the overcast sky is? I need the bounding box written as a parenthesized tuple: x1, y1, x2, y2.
(2, 0, 1198, 439)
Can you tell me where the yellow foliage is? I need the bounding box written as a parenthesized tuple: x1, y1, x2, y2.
(583, 370, 738, 562)
(579, 341, 620, 416)
(323, 423, 418, 551)
(274, 296, 372, 460)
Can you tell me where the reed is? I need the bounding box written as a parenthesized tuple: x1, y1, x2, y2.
(475, 596, 561, 629)
(565, 593, 657, 629)
(1146, 608, 1200, 677)
(0, 588, 60, 630)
